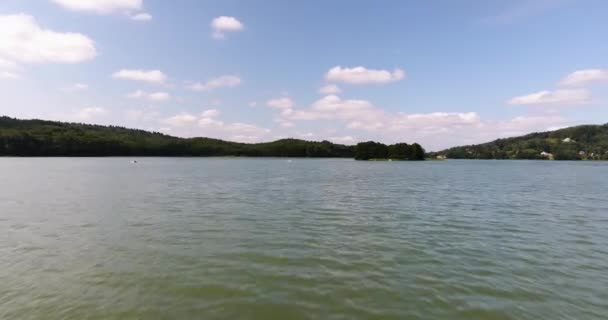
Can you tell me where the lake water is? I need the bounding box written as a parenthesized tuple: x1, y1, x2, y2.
(1, 158, 607, 319)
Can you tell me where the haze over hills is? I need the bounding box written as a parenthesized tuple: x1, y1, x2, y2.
(430, 123, 608, 160)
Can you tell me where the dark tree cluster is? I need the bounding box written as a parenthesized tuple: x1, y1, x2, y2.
(355, 141, 425, 160)
(0, 117, 362, 157)
(428, 123, 608, 161)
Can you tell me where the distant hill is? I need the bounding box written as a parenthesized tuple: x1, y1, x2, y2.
(0, 116, 355, 157)
(430, 124, 608, 160)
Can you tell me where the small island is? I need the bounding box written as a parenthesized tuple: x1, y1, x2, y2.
(354, 141, 425, 161)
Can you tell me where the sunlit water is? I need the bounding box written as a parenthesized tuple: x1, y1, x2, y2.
(1, 158, 607, 319)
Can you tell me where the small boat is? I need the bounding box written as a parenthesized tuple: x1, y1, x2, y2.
(130, 160, 138, 164)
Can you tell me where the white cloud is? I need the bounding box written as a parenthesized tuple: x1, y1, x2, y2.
(288, 95, 380, 123)
(200, 109, 220, 118)
(268, 95, 481, 143)
(259, 94, 578, 150)
(112, 69, 166, 84)
(194, 109, 222, 129)
(163, 113, 198, 126)
(51, 0, 142, 14)
(319, 84, 341, 94)
(75, 107, 106, 120)
(325, 66, 405, 84)
(131, 12, 152, 21)
(0, 71, 20, 79)
(222, 123, 270, 142)
(162, 110, 270, 142)
(248, 101, 257, 107)
(211, 16, 244, 39)
(0, 14, 96, 64)
(559, 69, 608, 87)
(147, 92, 170, 102)
(187, 75, 241, 91)
(507, 89, 591, 106)
(266, 97, 295, 110)
(128, 90, 170, 102)
(329, 135, 356, 144)
(62, 83, 88, 92)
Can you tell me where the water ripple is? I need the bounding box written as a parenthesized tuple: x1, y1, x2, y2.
(1, 158, 608, 319)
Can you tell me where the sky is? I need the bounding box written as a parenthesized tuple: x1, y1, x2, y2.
(1, 0, 607, 150)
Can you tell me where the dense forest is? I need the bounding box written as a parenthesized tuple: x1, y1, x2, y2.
(355, 141, 425, 160)
(0, 117, 425, 159)
(430, 123, 608, 160)
(0, 117, 357, 157)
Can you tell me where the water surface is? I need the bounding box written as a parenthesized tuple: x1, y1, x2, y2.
(1, 158, 607, 319)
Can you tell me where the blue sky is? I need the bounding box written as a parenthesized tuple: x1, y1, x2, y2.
(1, 0, 607, 150)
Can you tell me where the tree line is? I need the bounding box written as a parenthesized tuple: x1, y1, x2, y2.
(429, 123, 608, 160)
(355, 141, 425, 160)
(0, 117, 425, 159)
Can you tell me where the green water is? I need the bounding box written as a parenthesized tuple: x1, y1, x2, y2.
(1, 158, 607, 319)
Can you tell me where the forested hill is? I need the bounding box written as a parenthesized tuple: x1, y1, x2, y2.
(0, 116, 356, 157)
(430, 123, 608, 160)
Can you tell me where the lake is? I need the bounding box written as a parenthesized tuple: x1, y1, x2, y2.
(1, 158, 607, 319)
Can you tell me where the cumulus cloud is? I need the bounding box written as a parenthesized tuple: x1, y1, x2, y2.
(128, 90, 170, 102)
(62, 83, 88, 92)
(325, 66, 405, 84)
(265, 95, 482, 146)
(154, 96, 571, 150)
(131, 12, 152, 21)
(162, 109, 270, 142)
(163, 113, 197, 127)
(211, 16, 244, 39)
(187, 75, 241, 91)
(507, 89, 591, 106)
(112, 69, 166, 84)
(51, 0, 142, 14)
(559, 69, 608, 87)
(319, 84, 341, 94)
(329, 135, 356, 144)
(288, 95, 380, 124)
(200, 109, 220, 118)
(266, 97, 295, 110)
(0, 14, 96, 65)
